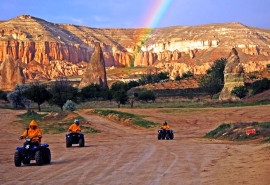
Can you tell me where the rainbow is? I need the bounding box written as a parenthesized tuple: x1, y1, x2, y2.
(136, 0, 174, 48)
(143, 0, 174, 28)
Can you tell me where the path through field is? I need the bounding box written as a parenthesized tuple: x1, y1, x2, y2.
(1, 106, 270, 185)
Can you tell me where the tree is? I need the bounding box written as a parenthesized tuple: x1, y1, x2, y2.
(157, 72, 169, 81)
(48, 77, 78, 111)
(205, 58, 226, 83)
(127, 80, 140, 90)
(231, 86, 248, 99)
(111, 81, 128, 92)
(199, 58, 226, 98)
(7, 84, 30, 109)
(137, 90, 156, 102)
(22, 81, 52, 111)
(80, 83, 101, 100)
(110, 81, 129, 108)
(182, 71, 194, 79)
(138, 71, 170, 85)
(0, 90, 8, 101)
(80, 83, 111, 101)
(113, 89, 129, 108)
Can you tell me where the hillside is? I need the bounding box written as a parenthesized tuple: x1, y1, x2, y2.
(0, 15, 270, 91)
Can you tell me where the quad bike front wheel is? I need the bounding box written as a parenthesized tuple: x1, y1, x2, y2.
(35, 150, 44, 166)
(14, 151, 22, 167)
(79, 138, 85, 147)
(158, 133, 162, 140)
(66, 139, 72, 148)
(43, 148, 51, 164)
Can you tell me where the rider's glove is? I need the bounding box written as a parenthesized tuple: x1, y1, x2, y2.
(19, 136, 24, 139)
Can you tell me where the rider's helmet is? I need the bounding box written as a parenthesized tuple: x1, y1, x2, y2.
(74, 119, 80, 125)
(163, 121, 167, 125)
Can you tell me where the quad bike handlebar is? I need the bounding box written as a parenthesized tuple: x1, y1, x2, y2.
(19, 135, 42, 140)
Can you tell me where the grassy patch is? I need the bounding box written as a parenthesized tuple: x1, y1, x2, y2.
(18, 111, 98, 134)
(77, 97, 270, 109)
(204, 122, 270, 141)
(18, 111, 47, 127)
(93, 109, 158, 128)
(204, 124, 231, 138)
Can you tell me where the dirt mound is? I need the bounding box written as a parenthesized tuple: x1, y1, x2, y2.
(41, 111, 78, 121)
(205, 121, 270, 141)
(243, 90, 270, 103)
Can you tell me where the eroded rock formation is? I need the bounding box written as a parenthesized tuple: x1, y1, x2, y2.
(79, 42, 108, 88)
(0, 55, 25, 91)
(219, 48, 244, 101)
(0, 15, 269, 90)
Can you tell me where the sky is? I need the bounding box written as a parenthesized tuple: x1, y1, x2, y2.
(1, 0, 270, 29)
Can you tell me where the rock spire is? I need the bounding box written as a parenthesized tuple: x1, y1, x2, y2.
(79, 42, 108, 89)
(0, 55, 25, 91)
(219, 48, 244, 101)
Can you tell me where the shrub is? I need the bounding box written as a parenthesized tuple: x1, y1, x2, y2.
(204, 123, 231, 138)
(137, 90, 156, 102)
(251, 78, 270, 95)
(63, 100, 77, 111)
(231, 86, 248, 99)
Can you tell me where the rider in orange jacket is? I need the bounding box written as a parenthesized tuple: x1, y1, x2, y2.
(68, 119, 81, 133)
(20, 120, 42, 145)
(161, 121, 169, 130)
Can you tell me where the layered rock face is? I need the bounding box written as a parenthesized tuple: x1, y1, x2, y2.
(79, 42, 108, 89)
(219, 48, 244, 101)
(0, 15, 270, 90)
(0, 55, 25, 91)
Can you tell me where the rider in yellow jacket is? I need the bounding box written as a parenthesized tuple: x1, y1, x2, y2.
(20, 120, 42, 145)
(68, 119, 81, 133)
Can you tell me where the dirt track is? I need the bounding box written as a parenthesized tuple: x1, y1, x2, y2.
(1, 105, 270, 185)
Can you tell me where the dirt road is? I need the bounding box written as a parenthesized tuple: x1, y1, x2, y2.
(1, 105, 270, 185)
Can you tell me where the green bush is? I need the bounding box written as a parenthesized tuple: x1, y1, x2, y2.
(204, 123, 231, 138)
(63, 100, 77, 111)
(251, 78, 270, 95)
(137, 90, 156, 102)
(231, 86, 248, 99)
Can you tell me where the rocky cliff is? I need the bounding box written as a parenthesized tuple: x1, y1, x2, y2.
(0, 15, 270, 90)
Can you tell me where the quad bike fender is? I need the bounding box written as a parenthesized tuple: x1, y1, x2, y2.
(15, 146, 25, 151)
(16, 145, 39, 151)
(66, 133, 84, 138)
(16, 144, 49, 151)
(40, 143, 49, 148)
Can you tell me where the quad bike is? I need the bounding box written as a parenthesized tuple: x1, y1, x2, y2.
(157, 129, 174, 140)
(66, 132, 85, 147)
(14, 137, 51, 167)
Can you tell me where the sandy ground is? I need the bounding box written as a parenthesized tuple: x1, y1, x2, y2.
(0, 105, 270, 185)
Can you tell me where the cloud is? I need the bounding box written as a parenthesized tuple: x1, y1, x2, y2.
(69, 17, 84, 25)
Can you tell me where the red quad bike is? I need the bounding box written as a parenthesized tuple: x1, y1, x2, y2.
(14, 137, 51, 167)
(157, 129, 174, 140)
